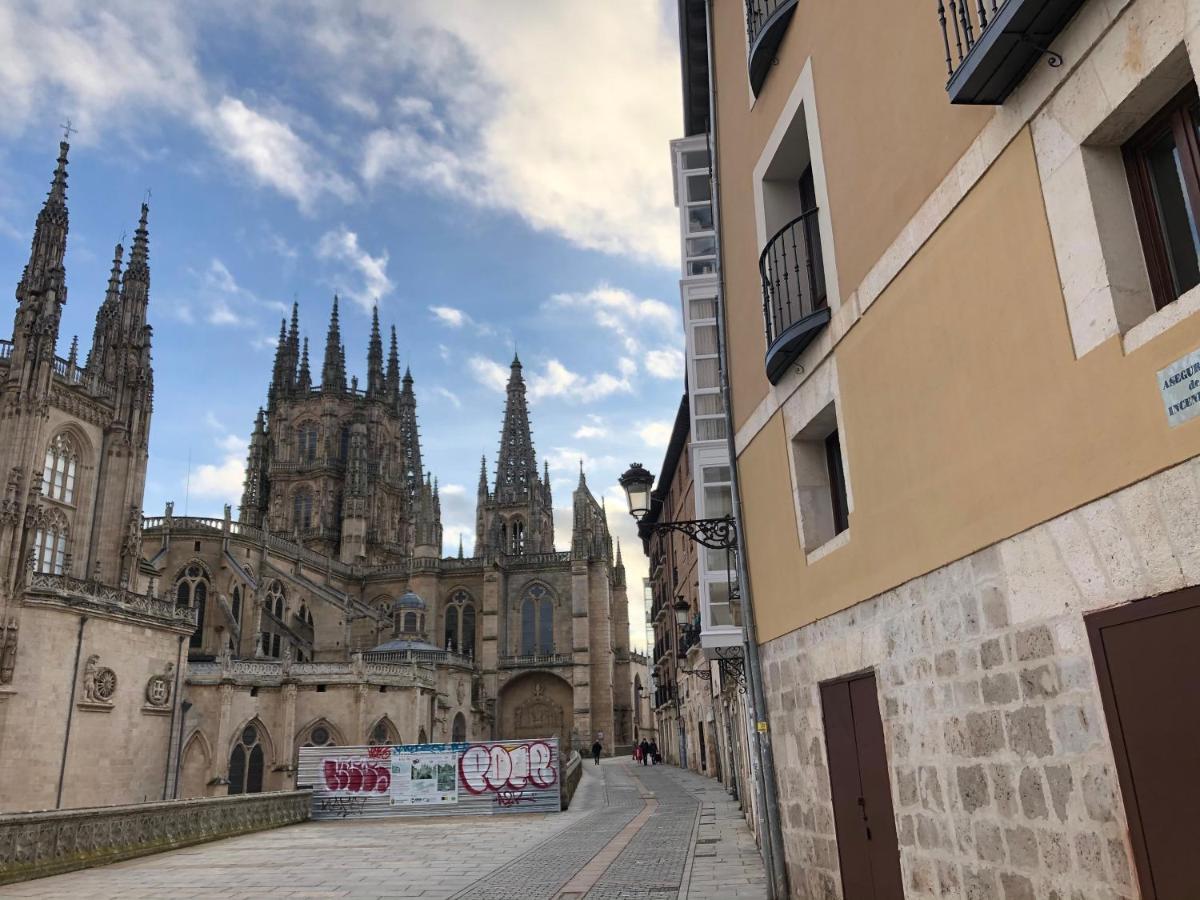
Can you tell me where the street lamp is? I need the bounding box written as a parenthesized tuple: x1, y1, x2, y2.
(673, 597, 691, 628)
(619, 462, 738, 550)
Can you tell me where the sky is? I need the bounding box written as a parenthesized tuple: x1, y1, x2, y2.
(0, 1, 687, 649)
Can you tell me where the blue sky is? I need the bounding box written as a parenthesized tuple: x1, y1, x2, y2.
(0, 1, 686, 643)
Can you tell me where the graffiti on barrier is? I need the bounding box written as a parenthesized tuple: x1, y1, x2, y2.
(495, 790, 536, 807)
(316, 795, 368, 818)
(459, 741, 558, 794)
(322, 758, 391, 793)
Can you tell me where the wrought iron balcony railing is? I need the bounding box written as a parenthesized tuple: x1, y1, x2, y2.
(760, 208, 830, 383)
(937, 0, 1083, 105)
(745, 0, 799, 96)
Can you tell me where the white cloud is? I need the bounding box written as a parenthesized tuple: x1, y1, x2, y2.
(350, 2, 680, 267)
(429, 305, 466, 327)
(431, 386, 462, 409)
(468, 356, 509, 392)
(207, 298, 242, 326)
(202, 96, 354, 212)
(250, 333, 279, 351)
(316, 227, 393, 313)
(637, 420, 672, 449)
(189, 410, 247, 503)
(527, 359, 632, 404)
(644, 347, 684, 380)
(439, 483, 466, 496)
(574, 415, 607, 440)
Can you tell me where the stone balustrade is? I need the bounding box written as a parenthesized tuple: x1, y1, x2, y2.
(187, 655, 437, 689)
(23, 572, 197, 631)
(0, 790, 311, 885)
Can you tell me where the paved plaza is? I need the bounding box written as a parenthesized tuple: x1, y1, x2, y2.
(1, 760, 768, 900)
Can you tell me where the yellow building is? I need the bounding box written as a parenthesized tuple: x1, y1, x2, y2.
(690, 0, 1200, 896)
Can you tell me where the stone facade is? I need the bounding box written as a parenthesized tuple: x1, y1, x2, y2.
(0, 141, 632, 813)
(753, 454, 1200, 899)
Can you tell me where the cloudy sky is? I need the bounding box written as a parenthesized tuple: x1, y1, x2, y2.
(0, 1, 686, 648)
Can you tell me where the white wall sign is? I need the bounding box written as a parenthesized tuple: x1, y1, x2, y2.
(1158, 348, 1200, 427)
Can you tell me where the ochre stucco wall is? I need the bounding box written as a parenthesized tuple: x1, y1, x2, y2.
(711, 0, 993, 430)
(742, 129, 1200, 642)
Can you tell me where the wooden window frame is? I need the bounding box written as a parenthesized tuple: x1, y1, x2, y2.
(1123, 83, 1200, 311)
(825, 429, 849, 536)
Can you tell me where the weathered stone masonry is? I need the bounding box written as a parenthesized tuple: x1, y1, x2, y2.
(757, 454, 1200, 899)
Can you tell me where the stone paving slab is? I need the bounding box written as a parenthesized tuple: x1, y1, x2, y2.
(1, 760, 768, 900)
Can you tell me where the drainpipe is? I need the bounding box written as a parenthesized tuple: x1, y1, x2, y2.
(704, 1, 789, 896)
(163, 634, 185, 799)
(174, 700, 192, 799)
(56, 615, 87, 809)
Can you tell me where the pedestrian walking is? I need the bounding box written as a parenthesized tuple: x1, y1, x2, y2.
(633, 743, 642, 763)
(591, 739, 602, 765)
(639, 738, 650, 766)
(649, 739, 659, 765)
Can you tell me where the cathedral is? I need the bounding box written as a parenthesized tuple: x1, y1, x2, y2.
(0, 141, 634, 812)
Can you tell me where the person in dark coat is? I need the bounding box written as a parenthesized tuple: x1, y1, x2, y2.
(591, 739, 603, 765)
(638, 738, 650, 766)
(648, 739, 660, 765)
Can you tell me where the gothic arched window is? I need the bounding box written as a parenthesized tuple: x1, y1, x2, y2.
(296, 423, 318, 463)
(174, 564, 209, 650)
(32, 510, 69, 575)
(520, 584, 553, 656)
(231, 586, 242, 625)
(265, 580, 286, 620)
(417, 727, 428, 744)
(229, 723, 265, 795)
(444, 590, 476, 657)
(452, 712, 467, 743)
(511, 519, 525, 555)
(369, 718, 399, 746)
(41, 433, 78, 504)
(301, 721, 337, 749)
(292, 490, 313, 531)
(339, 426, 350, 461)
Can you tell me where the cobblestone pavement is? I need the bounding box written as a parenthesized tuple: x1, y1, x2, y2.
(2, 760, 767, 900)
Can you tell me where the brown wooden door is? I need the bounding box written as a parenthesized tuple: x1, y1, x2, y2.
(1088, 587, 1200, 899)
(821, 672, 904, 900)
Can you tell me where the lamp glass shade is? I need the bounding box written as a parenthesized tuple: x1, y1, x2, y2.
(673, 599, 690, 627)
(619, 463, 655, 519)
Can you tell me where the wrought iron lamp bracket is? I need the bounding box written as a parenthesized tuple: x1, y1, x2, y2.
(647, 516, 738, 550)
(715, 646, 748, 694)
(1018, 34, 1063, 68)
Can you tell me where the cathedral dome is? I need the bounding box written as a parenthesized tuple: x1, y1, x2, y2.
(393, 590, 425, 611)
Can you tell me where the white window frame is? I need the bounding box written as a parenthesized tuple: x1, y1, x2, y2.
(693, 444, 741, 646)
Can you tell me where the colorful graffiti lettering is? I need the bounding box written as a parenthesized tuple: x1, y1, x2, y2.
(322, 758, 391, 793)
(367, 746, 390, 760)
(459, 741, 557, 794)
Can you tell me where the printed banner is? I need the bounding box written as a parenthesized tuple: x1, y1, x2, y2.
(390, 746, 461, 806)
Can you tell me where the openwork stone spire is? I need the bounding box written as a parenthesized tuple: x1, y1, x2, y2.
(16, 140, 70, 312)
(398, 364, 422, 495)
(494, 353, 538, 504)
(297, 336, 311, 391)
(366, 305, 384, 397)
(321, 295, 346, 393)
(386, 324, 400, 401)
(87, 242, 123, 373)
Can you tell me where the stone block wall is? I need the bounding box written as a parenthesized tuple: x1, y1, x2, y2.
(0, 789, 310, 885)
(759, 453, 1200, 899)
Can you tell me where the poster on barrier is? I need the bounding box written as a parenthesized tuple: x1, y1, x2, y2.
(390, 746, 459, 806)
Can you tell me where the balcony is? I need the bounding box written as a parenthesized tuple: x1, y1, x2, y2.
(761, 208, 830, 384)
(745, 0, 798, 96)
(938, 0, 1085, 104)
(499, 653, 575, 669)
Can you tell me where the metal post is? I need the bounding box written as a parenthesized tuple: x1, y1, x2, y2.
(704, 2, 789, 895)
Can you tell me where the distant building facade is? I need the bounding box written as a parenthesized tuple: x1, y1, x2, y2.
(0, 142, 632, 812)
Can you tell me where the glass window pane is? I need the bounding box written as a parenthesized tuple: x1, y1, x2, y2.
(696, 417, 727, 441)
(1146, 128, 1200, 297)
(687, 204, 714, 233)
(65, 460, 75, 503)
(687, 259, 716, 276)
(42, 452, 53, 494)
(694, 393, 723, 415)
(707, 580, 732, 626)
(693, 324, 718, 355)
(707, 545, 735, 570)
(682, 149, 710, 170)
(689, 297, 717, 320)
(704, 485, 733, 518)
(703, 465, 731, 484)
(686, 236, 716, 259)
(686, 174, 711, 203)
(695, 358, 719, 389)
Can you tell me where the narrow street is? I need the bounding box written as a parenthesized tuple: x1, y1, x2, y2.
(1, 761, 767, 900)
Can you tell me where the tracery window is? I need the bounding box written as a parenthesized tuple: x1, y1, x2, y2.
(452, 712, 467, 743)
(41, 434, 78, 504)
(229, 723, 265, 794)
(301, 722, 337, 749)
(369, 718, 399, 746)
(174, 564, 209, 650)
(265, 580, 286, 620)
(443, 590, 476, 656)
(293, 490, 313, 531)
(511, 519, 525, 555)
(32, 510, 69, 575)
(520, 584, 554, 656)
(231, 586, 242, 626)
(296, 423, 318, 463)
(297, 603, 314, 628)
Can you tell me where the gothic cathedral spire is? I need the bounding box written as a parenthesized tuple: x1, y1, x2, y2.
(494, 354, 537, 504)
(366, 305, 384, 397)
(321, 295, 346, 393)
